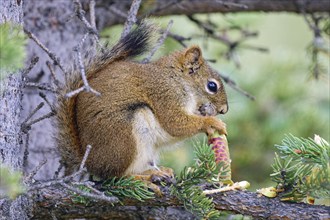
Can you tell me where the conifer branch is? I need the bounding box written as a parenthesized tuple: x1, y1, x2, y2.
(271, 134, 330, 203)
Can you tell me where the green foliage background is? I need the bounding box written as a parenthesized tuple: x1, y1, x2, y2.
(157, 13, 329, 190)
(0, 23, 26, 81)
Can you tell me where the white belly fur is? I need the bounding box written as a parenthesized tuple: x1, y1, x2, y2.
(125, 94, 198, 175)
(124, 107, 176, 175)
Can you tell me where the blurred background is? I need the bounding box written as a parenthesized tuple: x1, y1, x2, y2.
(104, 13, 330, 190)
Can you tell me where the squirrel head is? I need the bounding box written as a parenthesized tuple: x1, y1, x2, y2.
(178, 45, 229, 116)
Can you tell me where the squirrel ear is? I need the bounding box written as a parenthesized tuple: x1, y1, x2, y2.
(182, 46, 203, 73)
(184, 46, 202, 64)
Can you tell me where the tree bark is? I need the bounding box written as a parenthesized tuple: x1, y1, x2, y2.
(94, 0, 330, 28)
(21, 0, 87, 179)
(31, 186, 330, 219)
(0, 0, 24, 172)
(0, 1, 34, 220)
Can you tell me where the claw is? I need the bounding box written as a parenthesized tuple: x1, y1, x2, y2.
(130, 166, 175, 197)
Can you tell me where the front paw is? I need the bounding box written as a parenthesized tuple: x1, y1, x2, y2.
(204, 117, 227, 136)
(143, 166, 175, 185)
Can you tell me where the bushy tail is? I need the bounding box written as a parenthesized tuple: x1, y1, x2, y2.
(55, 21, 156, 174)
(87, 21, 156, 76)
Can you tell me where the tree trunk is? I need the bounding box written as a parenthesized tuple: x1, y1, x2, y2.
(0, 1, 33, 219)
(21, 0, 87, 179)
(0, 0, 24, 172)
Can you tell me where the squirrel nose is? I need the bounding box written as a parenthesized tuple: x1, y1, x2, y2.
(219, 104, 228, 114)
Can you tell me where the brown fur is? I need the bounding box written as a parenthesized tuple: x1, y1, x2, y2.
(56, 23, 228, 178)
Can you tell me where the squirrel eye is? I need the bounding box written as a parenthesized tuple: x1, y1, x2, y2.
(206, 80, 218, 94)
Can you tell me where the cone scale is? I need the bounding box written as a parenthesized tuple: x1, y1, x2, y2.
(208, 131, 232, 182)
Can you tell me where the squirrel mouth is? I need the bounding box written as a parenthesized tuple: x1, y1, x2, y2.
(198, 103, 217, 116)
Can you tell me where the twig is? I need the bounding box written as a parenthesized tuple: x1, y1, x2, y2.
(28, 166, 88, 191)
(22, 102, 55, 133)
(39, 92, 55, 112)
(79, 145, 92, 171)
(71, 180, 104, 196)
(218, 71, 256, 100)
(22, 56, 39, 76)
(188, 15, 266, 68)
(61, 182, 119, 203)
(25, 82, 57, 93)
(121, 0, 142, 39)
(203, 181, 250, 195)
(29, 148, 58, 155)
(22, 102, 44, 127)
(65, 33, 101, 98)
(65, 87, 85, 98)
(168, 32, 191, 48)
(46, 61, 61, 88)
(24, 28, 65, 73)
(28, 172, 84, 191)
(145, 0, 180, 15)
(73, 0, 100, 52)
(54, 163, 64, 179)
(25, 159, 48, 184)
(22, 133, 30, 172)
(29, 145, 92, 191)
(24, 112, 56, 128)
(89, 0, 96, 29)
(240, 44, 269, 52)
(301, 10, 321, 34)
(83, 182, 104, 195)
(300, 10, 325, 79)
(75, 33, 92, 90)
(73, 0, 98, 36)
(142, 20, 174, 63)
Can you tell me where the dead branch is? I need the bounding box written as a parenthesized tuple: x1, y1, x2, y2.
(73, 0, 98, 36)
(168, 32, 192, 48)
(89, 0, 96, 29)
(24, 159, 47, 184)
(63, 1, 104, 98)
(121, 0, 142, 39)
(46, 61, 61, 88)
(25, 82, 57, 93)
(300, 10, 328, 79)
(95, 0, 330, 28)
(39, 92, 55, 112)
(22, 56, 39, 76)
(65, 33, 101, 98)
(31, 185, 330, 219)
(187, 15, 268, 67)
(28, 145, 92, 191)
(24, 29, 66, 73)
(21, 101, 55, 133)
(22, 133, 30, 171)
(24, 145, 119, 209)
(218, 71, 256, 101)
(60, 182, 119, 203)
